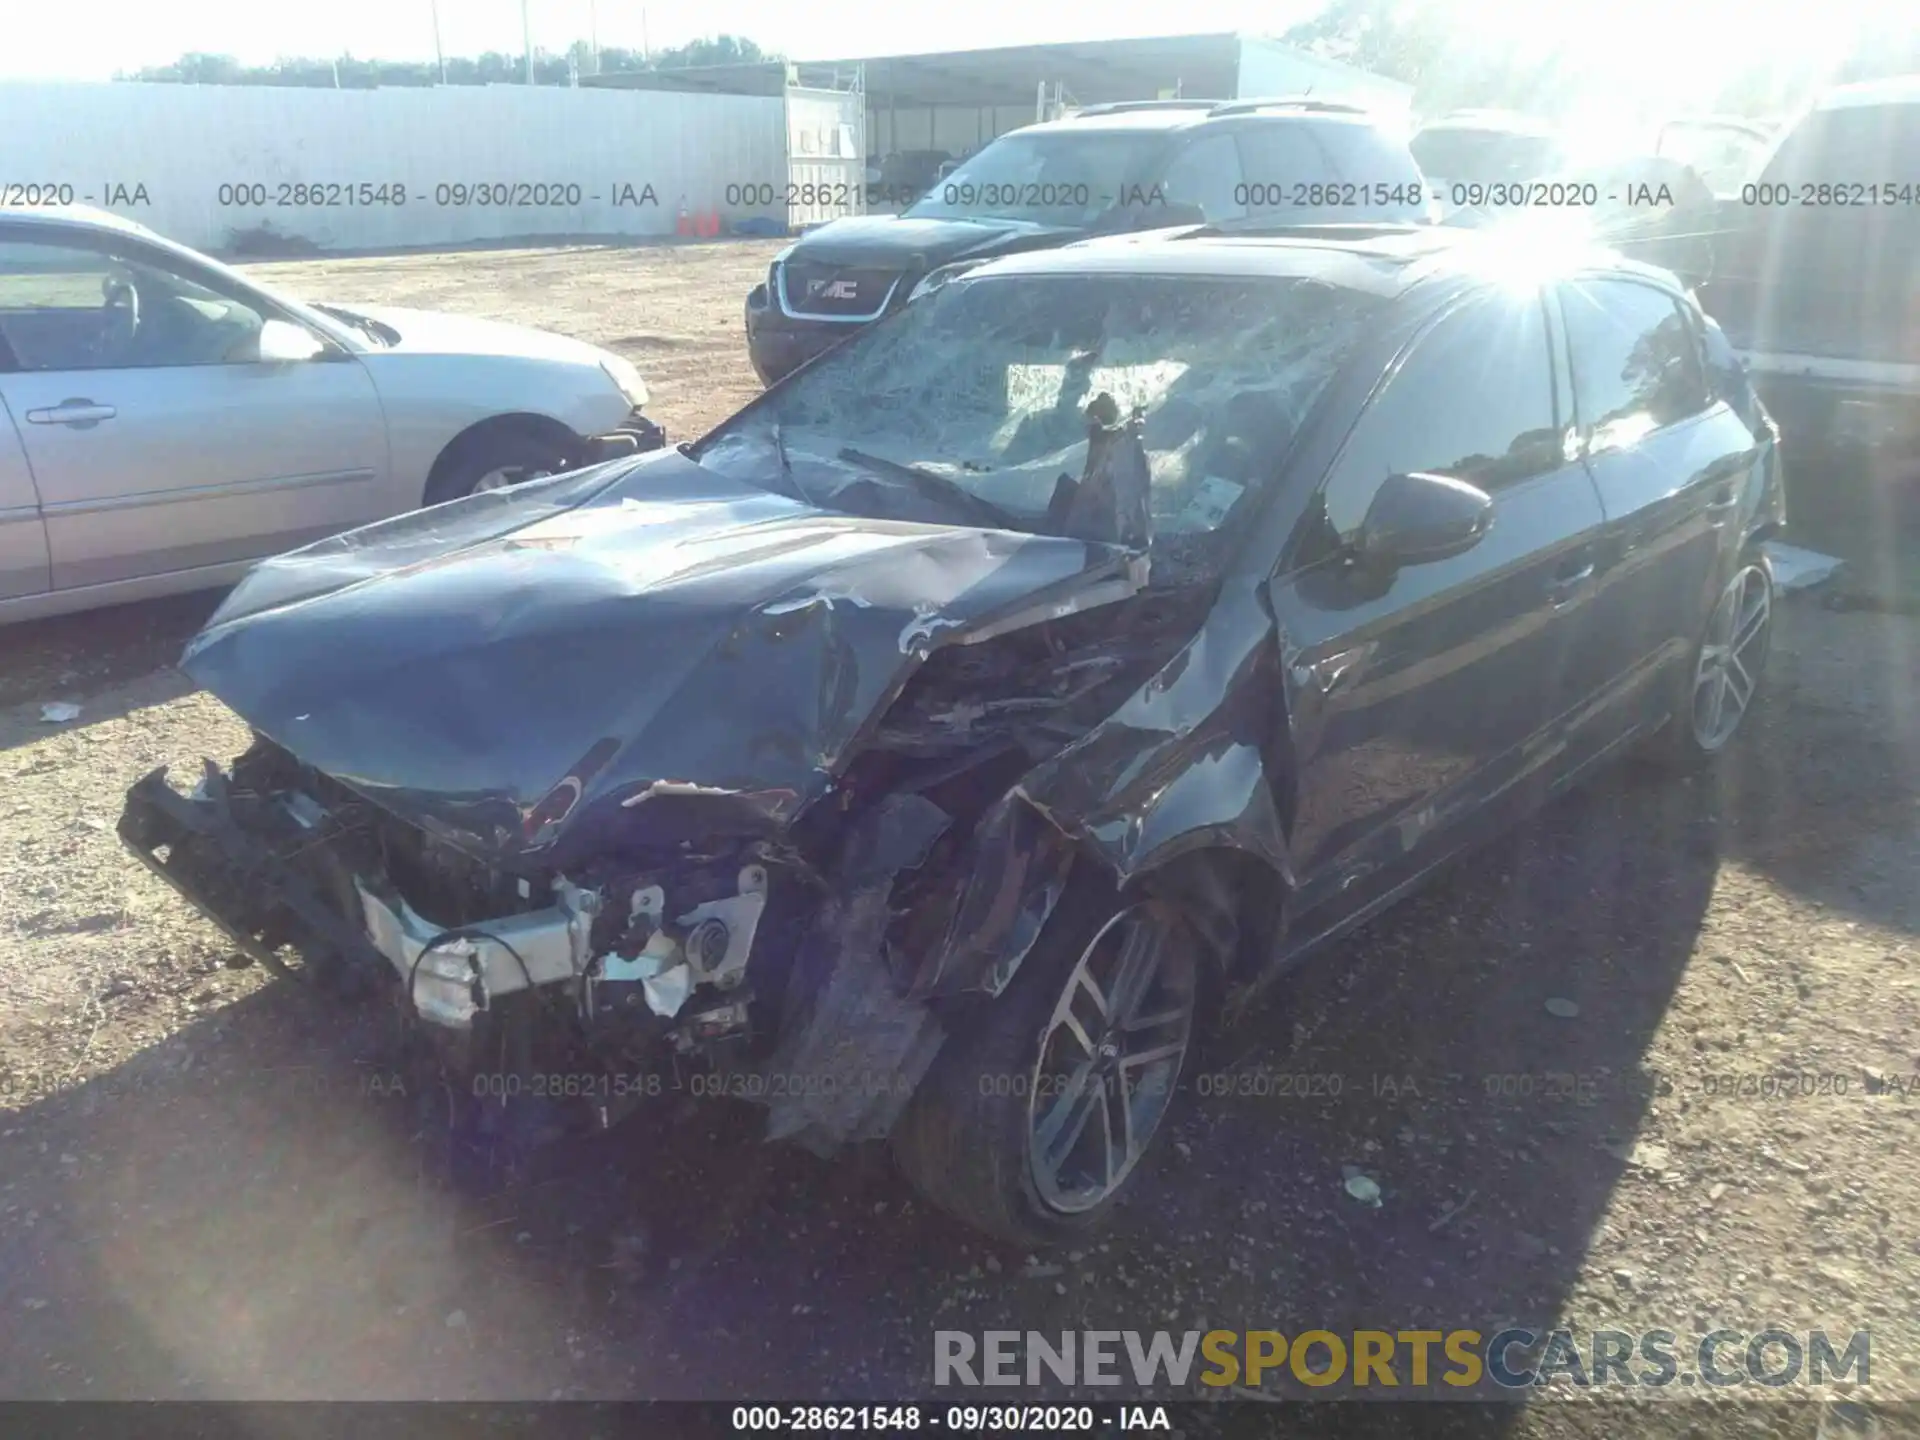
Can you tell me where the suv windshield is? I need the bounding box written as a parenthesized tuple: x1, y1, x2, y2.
(902, 132, 1165, 227)
(697, 271, 1384, 575)
(1412, 126, 1562, 181)
(1654, 121, 1770, 194)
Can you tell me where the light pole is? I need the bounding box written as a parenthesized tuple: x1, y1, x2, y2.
(430, 0, 446, 83)
(522, 0, 534, 84)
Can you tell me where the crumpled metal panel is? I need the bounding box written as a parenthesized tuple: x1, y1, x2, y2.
(1014, 576, 1294, 888)
(898, 575, 1298, 1001)
(178, 449, 1139, 870)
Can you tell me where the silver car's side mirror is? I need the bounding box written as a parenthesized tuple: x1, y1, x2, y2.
(257, 319, 325, 363)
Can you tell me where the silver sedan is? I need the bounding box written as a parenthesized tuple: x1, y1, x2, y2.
(0, 207, 663, 625)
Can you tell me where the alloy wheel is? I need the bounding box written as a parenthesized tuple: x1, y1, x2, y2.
(1690, 562, 1772, 752)
(1026, 903, 1196, 1215)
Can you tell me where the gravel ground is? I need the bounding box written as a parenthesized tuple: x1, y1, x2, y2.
(0, 239, 1916, 1436)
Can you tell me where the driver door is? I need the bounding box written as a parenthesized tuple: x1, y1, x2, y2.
(0, 228, 388, 591)
(1268, 287, 1610, 939)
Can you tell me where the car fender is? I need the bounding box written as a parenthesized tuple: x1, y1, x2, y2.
(911, 578, 1298, 1000)
(359, 352, 633, 506)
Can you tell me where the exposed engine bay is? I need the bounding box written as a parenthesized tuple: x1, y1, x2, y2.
(118, 517, 1210, 1160)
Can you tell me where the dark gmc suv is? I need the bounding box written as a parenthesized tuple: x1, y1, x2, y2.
(743, 98, 1433, 385)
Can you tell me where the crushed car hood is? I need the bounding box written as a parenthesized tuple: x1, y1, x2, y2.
(181, 450, 1143, 868)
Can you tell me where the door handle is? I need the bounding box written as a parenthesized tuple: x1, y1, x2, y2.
(1547, 557, 1596, 605)
(25, 399, 117, 427)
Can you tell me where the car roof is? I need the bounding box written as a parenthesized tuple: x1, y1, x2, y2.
(1814, 74, 1920, 112)
(0, 204, 168, 247)
(1417, 110, 1557, 136)
(954, 224, 1676, 301)
(1659, 113, 1772, 132)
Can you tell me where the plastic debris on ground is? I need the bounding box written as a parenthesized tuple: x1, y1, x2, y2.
(1762, 541, 1843, 594)
(1342, 1165, 1383, 1207)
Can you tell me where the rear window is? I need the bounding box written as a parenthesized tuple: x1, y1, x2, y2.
(1296, 125, 1431, 219)
(1654, 121, 1770, 195)
(1411, 127, 1562, 183)
(902, 133, 1164, 227)
(1740, 101, 1920, 337)
(1758, 102, 1920, 186)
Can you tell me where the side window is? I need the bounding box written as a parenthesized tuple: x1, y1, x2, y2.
(1234, 126, 1335, 217)
(1320, 293, 1560, 539)
(0, 242, 123, 372)
(1301, 128, 1431, 220)
(0, 239, 266, 372)
(1158, 135, 1246, 221)
(1559, 279, 1709, 453)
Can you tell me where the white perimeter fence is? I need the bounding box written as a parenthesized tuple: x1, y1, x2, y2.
(0, 82, 815, 252)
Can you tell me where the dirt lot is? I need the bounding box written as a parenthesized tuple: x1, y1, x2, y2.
(0, 239, 1917, 1434)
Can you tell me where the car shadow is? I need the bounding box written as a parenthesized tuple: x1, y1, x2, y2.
(1703, 596, 1920, 939)
(1139, 759, 1720, 1404)
(1783, 436, 1920, 607)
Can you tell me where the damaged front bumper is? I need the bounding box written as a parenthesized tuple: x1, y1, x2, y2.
(118, 752, 948, 1155)
(580, 407, 668, 465)
(117, 762, 766, 1043)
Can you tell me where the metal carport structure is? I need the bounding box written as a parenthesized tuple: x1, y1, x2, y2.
(585, 33, 1412, 165)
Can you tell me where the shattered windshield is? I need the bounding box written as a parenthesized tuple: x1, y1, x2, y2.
(901, 133, 1164, 226)
(696, 271, 1384, 573)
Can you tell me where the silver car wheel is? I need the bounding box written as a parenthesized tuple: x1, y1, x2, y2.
(1690, 562, 1772, 752)
(1026, 904, 1195, 1216)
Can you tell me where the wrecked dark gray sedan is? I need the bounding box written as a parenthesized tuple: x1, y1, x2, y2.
(120, 224, 1785, 1245)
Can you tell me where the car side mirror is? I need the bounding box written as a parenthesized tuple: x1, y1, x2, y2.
(1355, 470, 1494, 567)
(257, 319, 325, 363)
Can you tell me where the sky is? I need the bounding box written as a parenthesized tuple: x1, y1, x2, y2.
(0, 0, 1895, 116)
(0, 0, 1324, 80)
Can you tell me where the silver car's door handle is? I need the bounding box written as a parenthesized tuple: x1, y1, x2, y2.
(25, 400, 117, 427)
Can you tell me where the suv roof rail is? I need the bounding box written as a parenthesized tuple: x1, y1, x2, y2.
(1071, 99, 1225, 117)
(1209, 96, 1374, 117)
(1428, 107, 1550, 128)
(1178, 219, 1435, 242)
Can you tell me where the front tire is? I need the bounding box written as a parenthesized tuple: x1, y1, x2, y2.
(425, 425, 577, 505)
(890, 877, 1206, 1247)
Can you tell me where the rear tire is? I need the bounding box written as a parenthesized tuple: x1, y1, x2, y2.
(890, 875, 1210, 1248)
(1650, 546, 1774, 771)
(425, 425, 577, 505)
